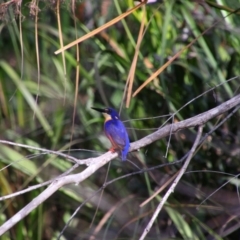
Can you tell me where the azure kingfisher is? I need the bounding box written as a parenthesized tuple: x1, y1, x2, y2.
(91, 107, 130, 161)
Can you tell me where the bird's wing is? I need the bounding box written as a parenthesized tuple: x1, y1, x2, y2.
(104, 120, 127, 149)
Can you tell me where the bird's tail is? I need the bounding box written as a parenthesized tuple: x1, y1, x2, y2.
(121, 150, 127, 161)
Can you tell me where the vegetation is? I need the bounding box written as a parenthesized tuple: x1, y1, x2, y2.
(0, 0, 240, 239)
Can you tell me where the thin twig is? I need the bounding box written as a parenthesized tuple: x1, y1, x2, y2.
(139, 170, 180, 208)
(0, 163, 79, 201)
(0, 140, 79, 164)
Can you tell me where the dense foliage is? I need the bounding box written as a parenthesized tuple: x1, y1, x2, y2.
(0, 0, 240, 239)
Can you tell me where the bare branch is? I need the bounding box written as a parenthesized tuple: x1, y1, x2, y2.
(131, 94, 240, 152)
(139, 125, 203, 240)
(0, 151, 115, 235)
(0, 163, 80, 201)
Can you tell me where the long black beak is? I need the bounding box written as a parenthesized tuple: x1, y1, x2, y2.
(91, 107, 106, 113)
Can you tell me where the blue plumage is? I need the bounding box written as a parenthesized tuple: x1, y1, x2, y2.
(92, 107, 130, 161)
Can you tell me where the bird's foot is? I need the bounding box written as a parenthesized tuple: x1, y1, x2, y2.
(109, 147, 116, 153)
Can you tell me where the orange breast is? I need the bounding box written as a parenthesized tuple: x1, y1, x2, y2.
(107, 134, 123, 150)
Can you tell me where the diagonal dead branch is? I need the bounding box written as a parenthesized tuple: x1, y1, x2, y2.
(139, 125, 203, 240)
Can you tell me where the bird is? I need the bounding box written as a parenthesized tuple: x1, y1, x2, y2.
(91, 107, 130, 161)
